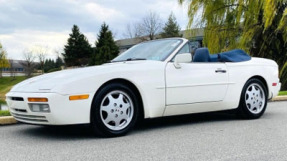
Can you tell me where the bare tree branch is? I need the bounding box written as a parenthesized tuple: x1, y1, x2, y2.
(139, 11, 163, 40)
(122, 23, 134, 39)
(32, 45, 48, 74)
(20, 50, 36, 77)
(123, 11, 163, 41)
(8, 59, 15, 79)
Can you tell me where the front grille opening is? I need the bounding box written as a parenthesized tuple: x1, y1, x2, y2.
(11, 97, 24, 101)
(11, 112, 48, 123)
(13, 108, 27, 113)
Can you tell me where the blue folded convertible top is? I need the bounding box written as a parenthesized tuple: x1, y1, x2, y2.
(194, 48, 251, 63)
(218, 49, 251, 62)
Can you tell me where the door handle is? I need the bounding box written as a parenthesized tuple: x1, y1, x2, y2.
(215, 69, 226, 73)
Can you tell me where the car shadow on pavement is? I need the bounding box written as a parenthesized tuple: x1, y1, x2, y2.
(17, 110, 240, 139)
(134, 111, 238, 132)
(17, 124, 95, 140)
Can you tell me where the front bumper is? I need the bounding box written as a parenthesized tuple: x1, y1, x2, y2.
(6, 92, 94, 125)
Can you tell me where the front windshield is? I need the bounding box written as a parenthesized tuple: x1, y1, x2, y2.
(112, 39, 182, 62)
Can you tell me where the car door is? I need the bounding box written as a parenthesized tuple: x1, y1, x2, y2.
(165, 44, 229, 105)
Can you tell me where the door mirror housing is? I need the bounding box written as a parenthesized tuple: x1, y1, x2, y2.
(174, 53, 192, 69)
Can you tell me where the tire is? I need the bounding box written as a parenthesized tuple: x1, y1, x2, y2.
(91, 83, 139, 137)
(237, 78, 268, 119)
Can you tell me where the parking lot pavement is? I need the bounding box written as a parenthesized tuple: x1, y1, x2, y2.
(0, 101, 287, 161)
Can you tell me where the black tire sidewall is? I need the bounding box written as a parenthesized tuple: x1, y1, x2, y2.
(91, 83, 139, 137)
(239, 79, 268, 119)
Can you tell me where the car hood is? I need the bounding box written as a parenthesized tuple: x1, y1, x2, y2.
(10, 60, 164, 94)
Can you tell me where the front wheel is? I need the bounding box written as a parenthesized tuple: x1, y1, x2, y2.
(237, 78, 268, 119)
(91, 83, 139, 137)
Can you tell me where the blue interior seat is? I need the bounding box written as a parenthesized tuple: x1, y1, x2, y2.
(193, 48, 210, 62)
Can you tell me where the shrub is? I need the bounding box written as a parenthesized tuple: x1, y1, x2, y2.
(47, 68, 61, 73)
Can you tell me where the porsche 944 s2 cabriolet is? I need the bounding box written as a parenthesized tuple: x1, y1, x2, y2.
(6, 38, 281, 137)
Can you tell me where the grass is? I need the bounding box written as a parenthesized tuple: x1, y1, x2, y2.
(279, 91, 287, 96)
(0, 99, 9, 116)
(0, 110, 10, 116)
(0, 76, 27, 117)
(0, 76, 27, 101)
(0, 99, 6, 104)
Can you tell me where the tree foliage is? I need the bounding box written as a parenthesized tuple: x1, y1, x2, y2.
(179, 0, 287, 89)
(179, 0, 287, 62)
(91, 23, 119, 65)
(63, 25, 92, 67)
(0, 43, 10, 78)
(281, 62, 287, 90)
(161, 13, 182, 38)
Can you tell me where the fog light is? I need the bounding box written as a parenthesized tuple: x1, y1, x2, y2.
(29, 104, 50, 113)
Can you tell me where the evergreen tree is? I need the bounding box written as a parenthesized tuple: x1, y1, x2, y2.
(43, 58, 63, 73)
(43, 59, 55, 73)
(63, 25, 92, 66)
(55, 56, 64, 68)
(161, 13, 182, 38)
(91, 23, 119, 65)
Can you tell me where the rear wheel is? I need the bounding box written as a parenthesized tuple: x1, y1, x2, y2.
(237, 78, 268, 119)
(91, 83, 139, 137)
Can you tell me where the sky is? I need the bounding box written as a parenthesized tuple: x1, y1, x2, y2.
(0, 0, 189, 60)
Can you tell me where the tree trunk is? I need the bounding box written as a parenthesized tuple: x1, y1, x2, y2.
(0, 68, 2, 78)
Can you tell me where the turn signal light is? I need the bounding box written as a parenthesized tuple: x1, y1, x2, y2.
(69, 94, 89, 101)
(28, 97, 48, 102)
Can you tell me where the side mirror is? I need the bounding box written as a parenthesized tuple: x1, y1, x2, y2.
(174, 53, 192, 69)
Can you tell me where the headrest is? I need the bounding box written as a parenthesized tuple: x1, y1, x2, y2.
(193, 48, 210, 62)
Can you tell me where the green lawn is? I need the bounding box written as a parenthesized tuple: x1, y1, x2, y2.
(279, 91, 287, 96)
(0, 99, 6, 104)
(0, 76, 27, 102)
(0, 76, 27, 117)
(0, 110, 10, 116)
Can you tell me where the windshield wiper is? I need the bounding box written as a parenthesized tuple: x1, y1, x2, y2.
(125, 58, 146, 61)
(111, 58, 146, 62)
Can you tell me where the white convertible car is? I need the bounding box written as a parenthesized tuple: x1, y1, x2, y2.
(6, 38, 281, 137)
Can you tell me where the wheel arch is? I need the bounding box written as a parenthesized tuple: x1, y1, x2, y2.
(247, 75, 269, 95)
(90, 78, 145, 122)
(236, 75, 269, 119)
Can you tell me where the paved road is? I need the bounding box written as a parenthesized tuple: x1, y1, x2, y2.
(1, 101, 287, 161)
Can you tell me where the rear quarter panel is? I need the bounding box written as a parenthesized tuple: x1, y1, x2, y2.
(225, 57, 279, 109)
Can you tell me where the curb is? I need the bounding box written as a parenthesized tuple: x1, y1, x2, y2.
(0, 116, 17, 125)
(272, 96, 287, 101)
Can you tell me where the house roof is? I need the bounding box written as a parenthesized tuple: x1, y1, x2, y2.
(8, 59, 26, 68)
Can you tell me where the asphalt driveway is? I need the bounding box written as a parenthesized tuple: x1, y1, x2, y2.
(0, 101, 286, 161)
